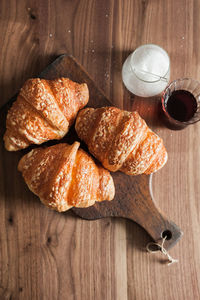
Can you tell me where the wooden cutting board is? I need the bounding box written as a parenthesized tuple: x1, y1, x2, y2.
(0, 54, 182, 250)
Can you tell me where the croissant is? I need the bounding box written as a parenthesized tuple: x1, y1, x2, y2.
(4, 78, 89, 151)
(75, 107, 168, 175)
(18, 142, 115, 212)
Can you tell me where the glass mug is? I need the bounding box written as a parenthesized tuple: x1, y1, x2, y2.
(122, 44, 170, 97)
(161, 78, 200, 130)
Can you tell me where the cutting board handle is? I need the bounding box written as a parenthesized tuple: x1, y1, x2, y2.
(121, 175, 183, 249)
(73, 174, 183, 250)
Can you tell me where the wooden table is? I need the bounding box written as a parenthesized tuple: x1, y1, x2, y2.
(0, 1, 200, 299)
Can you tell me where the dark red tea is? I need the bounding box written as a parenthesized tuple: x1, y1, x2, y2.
(166, 90, 197, 122)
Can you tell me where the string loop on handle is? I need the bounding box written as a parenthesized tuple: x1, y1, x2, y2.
(146, 236, 178, 266)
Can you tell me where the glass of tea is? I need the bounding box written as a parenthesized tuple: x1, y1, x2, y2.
(161, 78, 200, 130)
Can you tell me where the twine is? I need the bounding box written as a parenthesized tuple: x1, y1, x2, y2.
(146, 236, 178, 266)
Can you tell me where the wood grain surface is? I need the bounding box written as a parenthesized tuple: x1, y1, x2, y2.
(0, 1, 200, 300)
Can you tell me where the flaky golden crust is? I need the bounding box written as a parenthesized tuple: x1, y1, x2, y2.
(4, 78, 89, 151)
(18, 142, 115, 212)
(75, 107, 168, 175)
